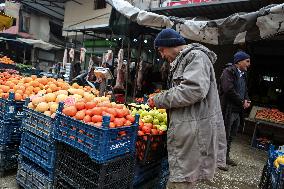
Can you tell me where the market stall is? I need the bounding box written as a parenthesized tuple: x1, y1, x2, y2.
(0, 64, 168, 188)
(245, 106, 284, 151)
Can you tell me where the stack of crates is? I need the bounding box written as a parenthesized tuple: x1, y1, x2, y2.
(53, 106, 140, 188)
(0, 93, 24, 177)
(134, 133, 167, 187)
(17, 99, 56, 189)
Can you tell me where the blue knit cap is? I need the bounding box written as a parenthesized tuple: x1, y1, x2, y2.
(233, 51, 250, 64)
(154, 28, 186, 48)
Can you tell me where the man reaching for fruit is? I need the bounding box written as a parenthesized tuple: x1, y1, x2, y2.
(148, 28, 227, 189)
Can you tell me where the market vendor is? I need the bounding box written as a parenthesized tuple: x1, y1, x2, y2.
(219, 51, 251, 169)
(148, 28, 227, 188)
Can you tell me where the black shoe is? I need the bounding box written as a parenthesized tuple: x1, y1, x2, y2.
(218, 166, 229, 171)
(227, 158, 237, 166)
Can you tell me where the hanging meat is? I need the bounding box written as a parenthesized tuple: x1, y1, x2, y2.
(102, 50, 113, 66)
(136, 60, 143, 91)
(80, 48, 87, 63)
(114, 49, 125, 90)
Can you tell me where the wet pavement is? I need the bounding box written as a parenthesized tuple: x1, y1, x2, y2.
(195, 135, 267, 189)
(0, 135, 267, 189)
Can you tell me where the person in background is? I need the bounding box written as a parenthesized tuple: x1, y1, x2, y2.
(73, 61, 81, 78)
(219, 51, 251, 170)
(148, 28, 227, 189)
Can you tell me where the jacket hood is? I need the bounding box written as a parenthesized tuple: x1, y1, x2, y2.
(180, 43, 217, 64)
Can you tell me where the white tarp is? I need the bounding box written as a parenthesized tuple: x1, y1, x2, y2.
(106, 0, 284, 45)
(17, 38, 62, 50)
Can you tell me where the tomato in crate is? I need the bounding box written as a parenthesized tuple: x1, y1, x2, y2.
(136, 133, 167, 165)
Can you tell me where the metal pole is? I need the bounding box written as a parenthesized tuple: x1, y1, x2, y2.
(125, 39, 130, 104)
(133, 35, 143, 99)
(74, 31, 78, 49)
(82, 29, 86, 70)
(92, 32, 95, 57)
(23, 47, 26, 64)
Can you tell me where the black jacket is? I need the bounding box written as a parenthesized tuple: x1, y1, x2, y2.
(219, 65, 249, 127)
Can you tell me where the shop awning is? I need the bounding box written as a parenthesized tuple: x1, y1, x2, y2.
(151, 0, 279, 19)
(106, 0, 284, 45)
(64, 24, 113, 34)
(17, 38, 63, 50)
(0, 12, 15, 31)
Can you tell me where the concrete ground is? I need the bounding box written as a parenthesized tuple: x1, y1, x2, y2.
(195, 135, 267, 189)
(0, 135, 267, 189)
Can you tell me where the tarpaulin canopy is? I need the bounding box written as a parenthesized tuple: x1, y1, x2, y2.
(0, 12, 14, 31)
(17, 38, 62, 50)
(106, 0, 284, 45)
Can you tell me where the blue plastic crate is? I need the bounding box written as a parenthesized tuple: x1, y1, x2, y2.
(16, 155, 53, 189)
(0, 144, 19, 176)
(156, 159, 169, 189)
(270, 165, 284, 189)
(0, 119, 22, 145)
(19, 131, 56, 172)
(21, 106, 55, 140)
(55, 108, 139, 163)
(0, 93, 25, 121)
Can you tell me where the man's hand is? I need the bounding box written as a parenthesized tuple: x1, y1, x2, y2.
(147, 97, 155, 109)
(243, 100, 251, 109)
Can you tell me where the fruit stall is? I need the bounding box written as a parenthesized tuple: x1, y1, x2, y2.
(245, 106, 284, 151)
(0, 55, 40, 76)
(0, 68, 169, 188)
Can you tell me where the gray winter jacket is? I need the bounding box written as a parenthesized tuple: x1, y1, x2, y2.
(153, 43, 227, 183)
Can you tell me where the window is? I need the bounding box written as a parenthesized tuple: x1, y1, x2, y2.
(20, 12, 30, 33)
(94, 0, 106, 9)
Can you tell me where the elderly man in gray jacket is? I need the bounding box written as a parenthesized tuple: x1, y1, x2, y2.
(148, 28, 227, 188)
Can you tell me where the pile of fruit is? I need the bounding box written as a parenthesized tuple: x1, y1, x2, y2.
(274, 155, 284, 169)
(255, 108, 284, 124)
(61, 99, 135, 128)
(29, 91, 135, 128)
(135, 97, 144, 104)
(0, 70, 136, 128)
(0, 72, 99, 101)
(129, 103, 167, 136)
(0, 56, 14, 64)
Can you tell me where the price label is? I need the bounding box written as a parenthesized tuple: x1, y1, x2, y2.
(30, 93, 43, 101)
(64, 97, 76, 106)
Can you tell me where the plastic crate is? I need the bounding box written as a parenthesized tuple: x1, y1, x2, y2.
(0, 93, 25, 121)
(259, 145, 284, 189)
(54, 176, 76, 189)
(0, 144, 19, 177)
(55, 106, 139, 163)
(252, 137, 271, 151)
(136, 134, 167, 165)
(16, 155, 53, 189)
(0, 119, 22, 145)
(19, 131, 56, 172)
(133, 161, 162, 186)
(156, 158, 169, 189)
(269, 165, 284, 189)
(54, 142, 135, 189)
(21, 106, 55, 140)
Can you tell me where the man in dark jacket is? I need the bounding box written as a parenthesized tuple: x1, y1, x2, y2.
(219, 51, 251, 169)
